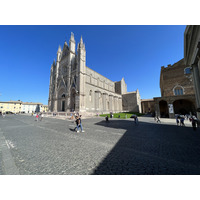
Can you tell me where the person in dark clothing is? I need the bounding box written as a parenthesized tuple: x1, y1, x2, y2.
(180, 117, 185, 126)
(74, 116, 80, 132)
(191, 118, 197, 131)
(74, 115, 84, 132)
(176, 117, 180, 126)
(78, 115, 84, 132)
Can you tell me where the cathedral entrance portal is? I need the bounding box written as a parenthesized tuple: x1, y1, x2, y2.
(61, 101, 65, 111)
(70, 89, 76, 112)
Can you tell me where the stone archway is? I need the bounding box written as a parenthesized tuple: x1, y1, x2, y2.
(159, 100, 169, 118)
(173, 99, 196, 115)
(58, 87, 66, 112)
(70, 88, 76, 112)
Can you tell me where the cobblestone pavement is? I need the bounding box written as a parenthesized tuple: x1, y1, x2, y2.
(0, 114, 200, 175)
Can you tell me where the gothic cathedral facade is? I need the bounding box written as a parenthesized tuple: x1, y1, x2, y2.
(48, 33, 141, 114)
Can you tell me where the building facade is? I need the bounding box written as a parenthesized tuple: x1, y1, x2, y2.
(184, 25, 200, 119)
(0, 101, 48, 114)
(0, 100, 22, 114)
(154, 59, 196, 118)
(21, 102, 45, 113)
(48, 33, 141, 114)
(122, 89, 141, 113)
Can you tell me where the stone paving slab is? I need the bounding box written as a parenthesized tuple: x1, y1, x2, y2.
(0, 128, 19, 175)
(0, 114, 200, 175)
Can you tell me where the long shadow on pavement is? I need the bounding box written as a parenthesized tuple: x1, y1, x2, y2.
(92, 119, 200, 175)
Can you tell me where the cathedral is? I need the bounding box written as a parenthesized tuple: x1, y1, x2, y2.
(48, 33, 141, 114)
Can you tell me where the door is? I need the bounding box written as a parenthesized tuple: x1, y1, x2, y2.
(62, 101, 65, 111)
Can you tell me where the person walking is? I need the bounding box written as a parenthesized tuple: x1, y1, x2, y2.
(180, 117, 185, 126)
(40, 113, 43, 121)
(105, 115, 109, 122)
(36, 113, 39, 122)
(191, 117, 197, 131)
(134, 116, 139, 125)
(74, 116, 79, 132)
(176, 117, 180, 126)
(79, 115, 85, 132)
(74, 115, 85, 133)
(156, 116, 161, 123)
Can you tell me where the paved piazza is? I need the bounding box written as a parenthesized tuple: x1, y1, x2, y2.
(0, 114, 200, 175)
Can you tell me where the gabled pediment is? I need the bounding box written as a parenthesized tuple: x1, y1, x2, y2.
(61, 42, 69, 60)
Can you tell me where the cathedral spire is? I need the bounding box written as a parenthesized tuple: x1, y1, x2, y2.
(80, 35, 83, 44)
(69, 32, 75, 53)
(57, 45, 62, 62)
(78, 36, 85, 50)
(70, 32, 75, 42)
(57, 45, 62, 53)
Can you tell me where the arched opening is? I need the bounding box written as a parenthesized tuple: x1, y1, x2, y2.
(159, 100, 169, 118)
(70, 89, 76, 112)
(61, 94, 65, 112)
(173, 99, 195, 115)
(58, 88, 65, 112)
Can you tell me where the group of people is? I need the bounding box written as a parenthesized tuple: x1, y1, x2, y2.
(74, 114, 85, 133)
(176, 116, 185, 126)
(176, 114, 200, 130)
(34, 113, 44, 121)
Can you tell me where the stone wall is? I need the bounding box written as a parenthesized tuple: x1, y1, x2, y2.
(85, 67, 115, 93)
(160, 59, 194, 97)
(122, 91, 141, 113)
(85, 81, 122, 113)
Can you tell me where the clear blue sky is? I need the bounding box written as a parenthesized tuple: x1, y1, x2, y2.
(0, 25, 186, 105)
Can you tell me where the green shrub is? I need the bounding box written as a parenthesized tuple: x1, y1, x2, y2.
(99, 112, 144, 119)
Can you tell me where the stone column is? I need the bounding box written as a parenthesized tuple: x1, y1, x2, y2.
(116, 98, 119, 112)
(192, 63, 200, 118)
(109, 95, 113, 112)
(113, 97, 116, 111)
(102, 93, 106, 112)
(95, 91, 100, 112)
(114, 96, 117, 112)
(119, 98, 122, 112)
(54, 99, 58, 112)
(112, 96, 114, 111)
(105, 94, 109, 112)
(66, 95, 71, 112)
